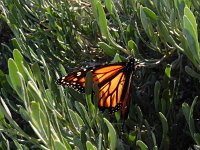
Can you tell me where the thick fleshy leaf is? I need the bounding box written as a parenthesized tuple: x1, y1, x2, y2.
(86, 141, 97, 150)
(136, 140, 148, 150)
(103, 118, 117, 150)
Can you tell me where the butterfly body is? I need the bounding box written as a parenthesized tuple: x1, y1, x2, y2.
(57, 58, 135, 118)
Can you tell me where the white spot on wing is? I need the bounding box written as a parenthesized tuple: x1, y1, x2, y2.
(77, 72, 82, 76)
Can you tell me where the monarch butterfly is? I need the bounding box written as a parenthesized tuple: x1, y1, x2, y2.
(56, 58, 135, 119)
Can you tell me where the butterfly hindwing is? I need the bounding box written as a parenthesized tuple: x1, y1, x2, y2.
(97, 71, 126, 113)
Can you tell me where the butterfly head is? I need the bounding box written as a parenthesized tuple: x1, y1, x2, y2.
(127, 57, 135, 70)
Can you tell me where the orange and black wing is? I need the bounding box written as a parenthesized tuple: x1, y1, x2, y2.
(56, 60, 134, 116)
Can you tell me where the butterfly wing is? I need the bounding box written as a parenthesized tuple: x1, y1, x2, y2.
(57, 60, 134, 116)
(56, 63, 126, 93)
(96, 67, 126, 113)
(56, 67, 89, 93)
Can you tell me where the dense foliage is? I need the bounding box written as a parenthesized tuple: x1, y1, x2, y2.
(0, 0, 200, 149)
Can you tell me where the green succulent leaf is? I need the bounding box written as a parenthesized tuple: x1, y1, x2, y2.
(136, 140, 148, 150)
(103, 118, 117, 150)
(86, 141, 97, 150)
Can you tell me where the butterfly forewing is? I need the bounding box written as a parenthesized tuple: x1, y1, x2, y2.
(57, 63, 126, 93)
(56, 68, 89, 92)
